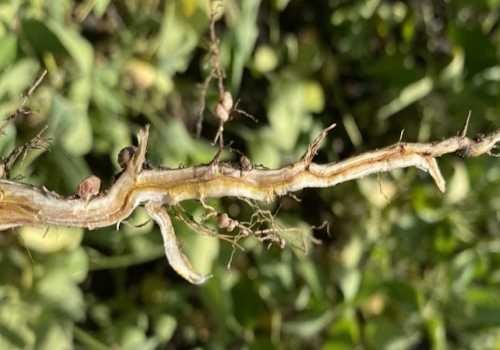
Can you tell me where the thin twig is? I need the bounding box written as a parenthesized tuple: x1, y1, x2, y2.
(0, 69, 47, 134)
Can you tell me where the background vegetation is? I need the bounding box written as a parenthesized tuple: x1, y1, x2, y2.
(1, 0, 500, 348)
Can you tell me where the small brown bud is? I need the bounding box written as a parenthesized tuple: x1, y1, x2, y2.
(221, 91, 233, 112)
(215, 102, 230, 122)
(118, 146, 137, 169)
(77, 175, 101, 201)
(214, 91, 233, 123)
(239, 155, 252, 171)
(217, 213, 230, 228)
(227, 220, 237, 232)
(217, 213, 237, 232)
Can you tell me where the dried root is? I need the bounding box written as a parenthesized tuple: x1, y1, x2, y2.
(145, 202, 211, 285)
(0, 70, 47, 135)
(302, 123, 336, 167)
(0, 70, 50, 179)
(0, 126, 52, 179)
(196, 0, 258, 158)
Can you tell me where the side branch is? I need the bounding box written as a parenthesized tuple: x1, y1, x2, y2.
(145, 202, 211, 284)
(0, 127, 498, 231)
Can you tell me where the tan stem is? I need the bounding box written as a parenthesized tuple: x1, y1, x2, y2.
(0, 128, 499, 231)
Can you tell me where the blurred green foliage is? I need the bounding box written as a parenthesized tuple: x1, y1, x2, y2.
(1, 0, 500, 349)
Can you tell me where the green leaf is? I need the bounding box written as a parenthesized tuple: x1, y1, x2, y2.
(19, 225, 83, 254)
(358, 177, 397, 208)
(412, 187, 447, 223)
(181, 231, 220, 276)
(45, 248, 89, 284)
(92, 115, 131, 165)
(382, 281, 419, 312)
(0, 35, 17, 70)
(452, 25, 497, 75)
(440, 47, 465, 83)
(248, 128, 281, 168)
(322, 340, 355, 350)
(47, 21, 93, 74)
(445, 162, 470, 204)
(49, 94, 93, 156)
(273, 0, 291, 11)
(21, 19, 67, 57)
(0, 123, 16, 157)
(424, 311, 446, 350)
(118, 326, 158, 350)
(157, 2, 199, 75)
(339, 268, 361, 302)
(0, 299, 34, 349)
(154, 315, 177, 343)
(123, 207, 155, 236)
(231, 278, 267, 328)
(94, 0, 111, 17)
(153, 118, 214, 165)
(60, 108, 93, 156)
(377, 76, 434, 120)
(267, 77, 311, 151)
(0, 59, 39, 100)
(297, 259, 325, 301)
(283, 310, 335, 339)
(92, 66, 126, 115)
(365, 317, 420, 350)
(253, 45, 278, 73)
(36, 271, 85, 320)
(231, 0, 262, 90)
(303, 81, 325, 113)
(34, 321, 73, 350)
(340, 236, 363, 269)
(73, 326, 109, 350)
(327, 311, 361, 345)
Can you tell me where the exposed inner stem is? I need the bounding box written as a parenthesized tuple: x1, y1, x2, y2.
(0, 127, 499, 231)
